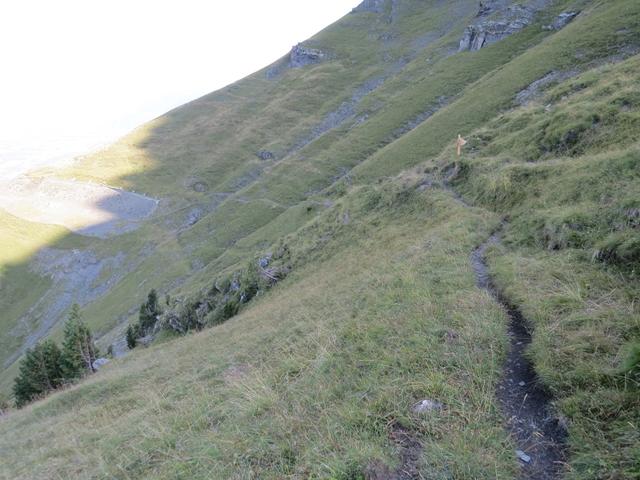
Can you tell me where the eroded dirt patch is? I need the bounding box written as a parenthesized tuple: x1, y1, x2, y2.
(365, 423, 422, 480)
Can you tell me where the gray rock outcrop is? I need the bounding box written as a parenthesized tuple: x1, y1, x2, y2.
(290, 44, 326, 68)
(258, 254, 272, 268)
(256, 150, 275, 161)
(186, 207, 203, 227)
(515, 69, 577, 105)
(459, 4, 536, 51)
(92, 358, 110, 370)
(476, 1, 500, 17)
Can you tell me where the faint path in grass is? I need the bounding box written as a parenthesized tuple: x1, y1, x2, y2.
(471, 227, 568, 479)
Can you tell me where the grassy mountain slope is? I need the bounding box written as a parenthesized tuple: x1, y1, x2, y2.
(2, 0, 496, 393)
(0, 0, 483, 386)
(1, 0, 639, 478)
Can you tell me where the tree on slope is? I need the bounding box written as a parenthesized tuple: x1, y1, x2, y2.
(13, 340, 64, 408)
(61, 304, 98, 379)
(126, 324, 139, 349)
(139, 289, 161, 333)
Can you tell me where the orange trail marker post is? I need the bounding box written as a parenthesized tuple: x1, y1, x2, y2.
(456, 134, 467, 156)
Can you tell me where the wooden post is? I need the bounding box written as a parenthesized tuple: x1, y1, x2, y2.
(456, 134, 467, 156)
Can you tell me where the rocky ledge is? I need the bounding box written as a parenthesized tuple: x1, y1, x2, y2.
(460, 2, 579, 52)
(290, 43, 326, 68)
(459, 4, 536, 52)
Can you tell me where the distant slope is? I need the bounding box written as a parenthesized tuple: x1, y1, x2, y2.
(1, 0, 639, 478)
(2, 0, 489, 392)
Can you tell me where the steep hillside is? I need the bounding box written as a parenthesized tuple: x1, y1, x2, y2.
(1, 0, 639, 478)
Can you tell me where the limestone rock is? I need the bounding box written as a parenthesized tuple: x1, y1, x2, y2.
(257, 150, 275, 161)
(515, 70, 578, 105)
(412, 399, 443, 413)
(290, 44, 326, 68)
(516, 450, 532, 463)
(459, 2, 552, 52)
(258, 254, 272, 268)
(459, 5, 535, 51)
(477, 1, 497, 17)
(186, 207, 203, 227)
(92, 358, 110, 370)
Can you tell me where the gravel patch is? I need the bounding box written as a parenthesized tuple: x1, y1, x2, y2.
(0, 176, 158, 238)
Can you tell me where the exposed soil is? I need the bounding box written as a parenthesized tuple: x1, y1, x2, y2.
(389, 423, 423, 480)
(472, 232, 568, 479)
(366, 423, 423, 480)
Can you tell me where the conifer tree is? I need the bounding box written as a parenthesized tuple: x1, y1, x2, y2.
(139, 289, 161, 333)
(13, 340, 64, 408)
(126, 324, 138, 350)
(61, 304, 97, 379)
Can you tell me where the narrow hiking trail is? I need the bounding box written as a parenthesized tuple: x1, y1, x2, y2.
(472, 233, 567, 479)
(439, 181, 567, 478)
(377, 184, 567, 480)
(471, 228, 568, 479)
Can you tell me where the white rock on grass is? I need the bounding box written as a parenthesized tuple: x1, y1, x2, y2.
(516, 450, 532, 463)
(92, 358, 110, 371)
(412, 399, 443, 414)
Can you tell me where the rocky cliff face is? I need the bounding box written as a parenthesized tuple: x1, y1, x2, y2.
(459, 1, 578, 52)
(459, 3, 537, 51)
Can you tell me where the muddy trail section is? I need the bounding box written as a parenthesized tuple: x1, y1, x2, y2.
(472, 232, 568, 479)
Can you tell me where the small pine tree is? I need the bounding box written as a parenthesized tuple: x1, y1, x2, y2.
(139, 289, 161, 333)
(13, 340, 64, 408)
(126, 324, 138, 350)
(61, 304, 97, 380)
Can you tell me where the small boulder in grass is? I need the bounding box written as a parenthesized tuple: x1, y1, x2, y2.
(516, 450, 532, 463)
(412, 399, 443, 414)
(92, 358, 110, 371)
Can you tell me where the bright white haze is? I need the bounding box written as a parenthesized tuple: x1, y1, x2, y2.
(0, 0, 355, 179)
